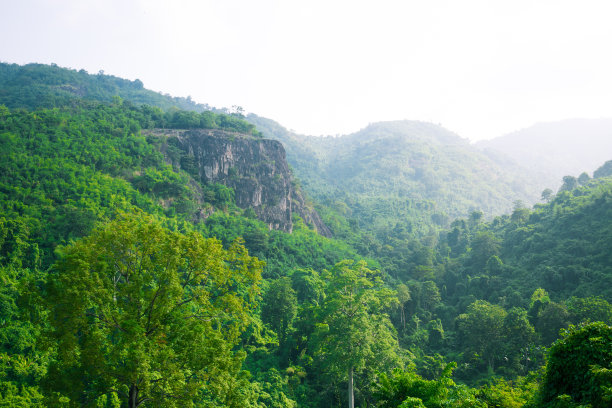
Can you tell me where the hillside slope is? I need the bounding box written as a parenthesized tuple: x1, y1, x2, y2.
(0, 63, 332, 238)
(439, 171, 612, 307)
(248, 115, 541, 235)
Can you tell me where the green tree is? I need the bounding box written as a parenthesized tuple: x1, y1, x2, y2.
(577, 172, 591, 186)
(312, 260, 400, 408)
(538, 322, 612, 408)
(290, 268, 325, 305)
(469, 231, 500, 270)
(0, 266, 46, 408)
(541, 188, 554, 203)
(477, 376, 539, 408)
(419, 281, 441, 313)
(510, 201, 530, 224)
(535, 302, 571, 346)
(468, 211, 483, 228)
(396, 284, 411, 331)
(485, 255, 504, 276)
(566, 296, 612, 325)
(594, 160, 612, 178)
(528, 288, 551, 323)
(261, 278, 298, 350)
(44, 213, 263, 407)
(559, 175, 578, 192)
(456, 300, 506, 372)
(502, 308, 537, 373)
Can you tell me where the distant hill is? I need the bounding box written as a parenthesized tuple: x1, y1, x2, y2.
(477, 118, 612, 191)
(248, 115, 541, 235)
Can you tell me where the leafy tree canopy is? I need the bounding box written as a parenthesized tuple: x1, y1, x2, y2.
(44, 212, 263, 407)
(538, 322, 612, 408)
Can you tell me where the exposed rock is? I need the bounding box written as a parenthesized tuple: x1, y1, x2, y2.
(147, 128, 331, 236)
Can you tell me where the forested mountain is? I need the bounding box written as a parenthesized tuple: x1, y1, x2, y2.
(247, 115, 541, 236)
(0, 62, 610, 408)
(477, 118, 612, 191)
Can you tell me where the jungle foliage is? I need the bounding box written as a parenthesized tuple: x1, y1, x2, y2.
(0, 63, 610, 407)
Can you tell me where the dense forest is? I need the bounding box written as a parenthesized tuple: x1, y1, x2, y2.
(0, 63, 610, 408)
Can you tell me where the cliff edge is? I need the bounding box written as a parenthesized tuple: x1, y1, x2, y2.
(147, 129, 331, 237)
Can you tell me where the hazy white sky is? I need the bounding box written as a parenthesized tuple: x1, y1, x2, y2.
(2, 0, 612, 140)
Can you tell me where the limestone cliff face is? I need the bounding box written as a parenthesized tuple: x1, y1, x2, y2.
(150, 129, 330, 236)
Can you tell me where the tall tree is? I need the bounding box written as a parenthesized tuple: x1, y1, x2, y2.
(261, 277, 298, 351)
(44, 213, 263, 407)
(541, 188, 554, 203)
(535, 302, 571, 346)
(577, 172, 591, 186)
(312, 260, 400, 408)
(396, 284, 411, 331)
(469, 231, 500, 271)
(456, 300, 506, 372)
(559, 175, 578, 192)
(502, 308, 537, 373)
(566, 296, 612, 325)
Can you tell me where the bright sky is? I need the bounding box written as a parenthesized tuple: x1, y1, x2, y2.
(2, 0, 612, 141)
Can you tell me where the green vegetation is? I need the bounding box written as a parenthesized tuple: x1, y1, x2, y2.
(247, 115, 540, 238)
(0, 101, 257, 267)
(45, 213, 262, 407)
(537, 322, 612, 408)
(311, 261, 400, 407)
(373, 362, 484, 408)
(0, 62, 209, 113)
(0, 63, 610, 407)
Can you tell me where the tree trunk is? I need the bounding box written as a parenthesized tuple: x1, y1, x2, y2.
(348, 366, 354, 408)
(129, 384, 139, 408)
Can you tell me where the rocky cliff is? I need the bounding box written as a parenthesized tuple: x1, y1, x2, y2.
(148, 128, 331, 236)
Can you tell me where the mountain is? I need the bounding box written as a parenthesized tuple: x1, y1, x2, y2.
(477, 118, 612, 191)
(248, 115, 541, 235)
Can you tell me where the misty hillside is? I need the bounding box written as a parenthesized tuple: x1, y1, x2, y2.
(477, 118, 612, 190)
(248, 115, 541, 234)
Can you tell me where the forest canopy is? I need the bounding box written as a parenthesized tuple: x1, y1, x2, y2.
(0, 63, 610, 407)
